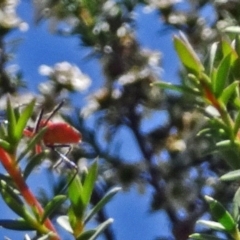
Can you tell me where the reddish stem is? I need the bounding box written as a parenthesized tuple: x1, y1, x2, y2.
(0, 147, 60, 240)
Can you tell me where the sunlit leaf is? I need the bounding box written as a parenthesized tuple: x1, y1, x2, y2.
(82, 161, 98, 206)
(205, 196, 236, 232)
(189, 233, 227, 240)
(213, 54, 231, 97)
(174, 34, 204, 75)
(57, 215, 73, 234)
(219, 81, 238, 105)
(220, 170, 240, 181)
(153, 82, 199, 95)
(233, 187, 240, 221)
(224, 26, 240, 34)
(15, 99, 35, 142)
(196, 220, 225, 231)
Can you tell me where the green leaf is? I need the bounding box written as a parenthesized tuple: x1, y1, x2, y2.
(76, 230, 96, 240)
(41, 195, 67, 224)
(219, 81, 238, 105)
(189, 233, 227, 240)
(0, 219, 34, 230)
(173, 34, 204, 75)
(234, 111, 240, 136)
(68, 174, 84, 222)
(0, 139, 11, 151)
(196, 220, 225, 231)
(18, 127, 47, 162)
(204, 196, 236, 232)
(82, 161, 98, 206)
(15, 99, 35, 142)
(221, 40, 237, 60)
(213, 54, 231, 97)
(153, 82, 199, 95)
(233, 187, 240, 221)
(220, 170, 240, 181)
(0, 180, 27, 218)
(6, 96, 17, 146)
(85, 187, 121, 223)
(235, 35, 240, 56)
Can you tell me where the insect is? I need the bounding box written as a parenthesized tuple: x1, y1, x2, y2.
(23, 100, 82, 175)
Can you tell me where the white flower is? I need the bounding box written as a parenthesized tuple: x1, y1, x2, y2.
(39, 65, 53, 76)
(39, 62, 91, 92)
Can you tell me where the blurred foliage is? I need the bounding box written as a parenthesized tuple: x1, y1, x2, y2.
(1, 0, 240, 239)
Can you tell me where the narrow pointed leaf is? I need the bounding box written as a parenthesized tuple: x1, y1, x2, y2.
(17, 127, 47, 162)
(15, 99, 35, 141)
(6, 97, 17, 144)
(0, 180, 27, 218)
(41, 195, 67, 224)
(209, 42, 218, 74)
(76, 230, 96, 240)
(0, 219, 34, 230)
(221, 40, 238, 60)
(0, 139, 11, 151)
(220, 170, 240, 181)
(224, 26, 240, 34)
(219, 81, 238, 105)
(174, 35, 204, 75)
(68, 174, 85, 221)
(85, 187, 121, 223)
(205, 196, 236, 232)
(196, 220, 225, 231)
(189, 233, 227, 240)
(88, 218, 113, 240)
(213, 54, 231, 97)
(233, 187, 240, 221)
(153, 82, 199, 95)
(82, 161, 98, 206)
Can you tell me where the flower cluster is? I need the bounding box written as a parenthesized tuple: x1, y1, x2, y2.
(39, 62, 91, 95)
(0, 0, 28, 31)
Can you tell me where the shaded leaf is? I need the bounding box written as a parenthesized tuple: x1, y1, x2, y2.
(87, 219, 113, 240)
(85, 187, 121, 223)
(76, 230, 96, 240)
(220, 170, 240, 181)
(41, 195, 67, 224)
(0, 219, 34, 230)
